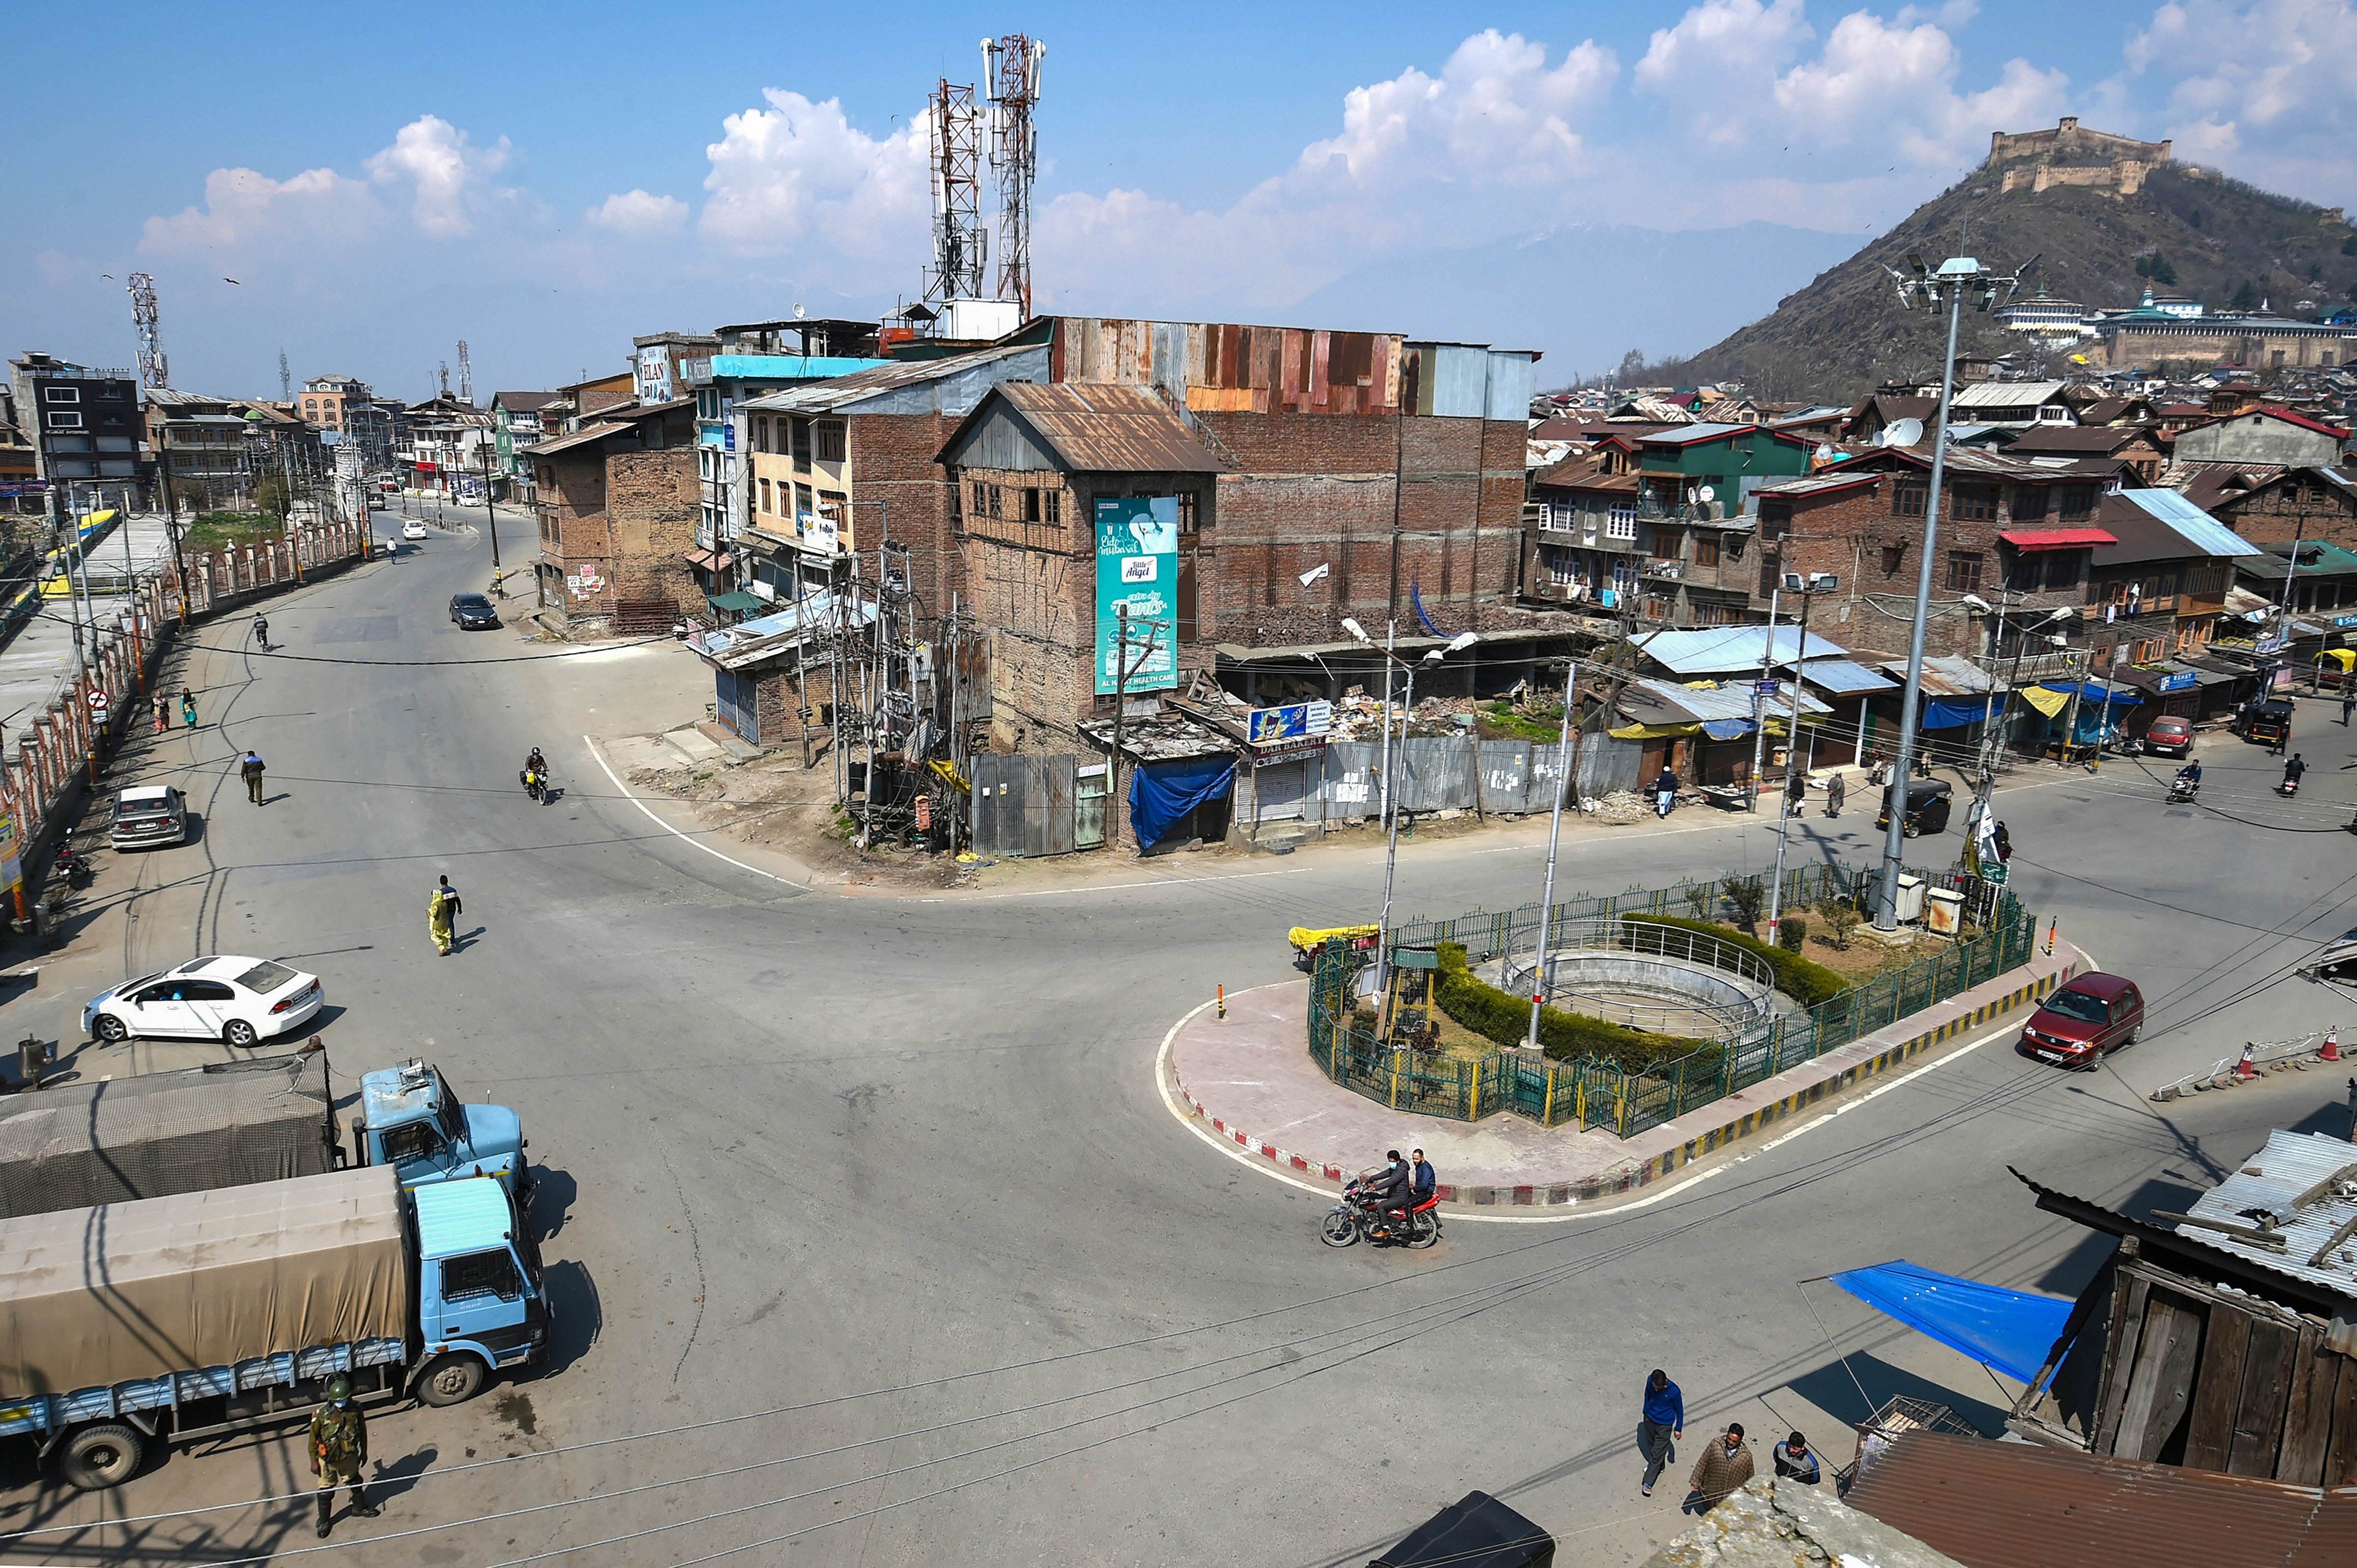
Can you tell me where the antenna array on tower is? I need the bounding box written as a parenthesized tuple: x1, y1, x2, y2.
(127, 274, 167, 389)
(925, 81, 987, 305)
(982, 34, 1045, 319)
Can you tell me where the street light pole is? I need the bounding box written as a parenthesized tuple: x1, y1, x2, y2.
(1348, 622, 1476, 1003)
(1524, 658, 1578, 1050)
(1873, 252, 2030, 930)
(1766, 574, 1833, 943)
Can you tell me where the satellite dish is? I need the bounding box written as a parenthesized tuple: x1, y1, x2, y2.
(1697, 485, 1716, 502)
(1880, 417, 1925, 448)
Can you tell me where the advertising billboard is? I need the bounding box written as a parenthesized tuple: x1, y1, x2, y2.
(635, 346, 675, 405)
(1095, 497, 1179, 696)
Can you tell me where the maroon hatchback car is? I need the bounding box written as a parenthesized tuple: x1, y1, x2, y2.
(2018, 973, 2144, 1067)
(2145, 716, 2193, 757)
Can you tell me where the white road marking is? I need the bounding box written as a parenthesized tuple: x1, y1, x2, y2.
(582, 734, 797, 887)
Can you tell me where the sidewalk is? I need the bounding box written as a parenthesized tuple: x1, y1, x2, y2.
(1164, 939, 2085, 1207)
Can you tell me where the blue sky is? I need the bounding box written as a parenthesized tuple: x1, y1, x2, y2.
(7, 1, 2354, 399)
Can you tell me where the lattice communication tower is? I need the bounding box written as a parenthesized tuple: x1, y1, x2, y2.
(982, 34, 1045, 318)
(128, 273, 167, 389)
(925, 80, 987, 304)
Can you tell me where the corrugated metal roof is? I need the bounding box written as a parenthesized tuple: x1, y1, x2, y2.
(685, 590, 875, 670)
(1847, 1428, 2357, 1568)
(979, 381, 1228, 474)
(1950, 379, 2067, 408)
(2179, 1128, 2357, 1299)
(519, 420, 631, 457)
(741, 343, 1040, 415)
(2118, 487, 2265, 558)
(1758, 471, 1883, 498)
(1886, 654, 2005, 697)
(1634, 624, 1848, 675)
(411, 1176, 515, 1257)
(1622, 676, 1830, 724)
(1784, 657, 1899, 694)
(1636, 421, 1753, 446)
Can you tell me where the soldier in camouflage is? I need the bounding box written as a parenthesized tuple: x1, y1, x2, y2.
(308, 1377, 380, 1537)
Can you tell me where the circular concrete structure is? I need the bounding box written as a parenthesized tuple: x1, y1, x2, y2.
(1496, 917, 1780, 1041)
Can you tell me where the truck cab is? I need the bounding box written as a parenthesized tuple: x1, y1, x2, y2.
(354, 1060, 529, 1201)
(411, 1176, 549, 1404)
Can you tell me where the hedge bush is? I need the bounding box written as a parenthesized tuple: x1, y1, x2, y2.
(1433, 943, 1705, 1071)
(1618, 914, 1849, 1007)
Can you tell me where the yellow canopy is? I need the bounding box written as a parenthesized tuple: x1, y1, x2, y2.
(2018, 685, 2070, 717)
(1610, 721, 1700, 740)
(2315, 649, 2356, 673)
(1288, 923, 1378, 953)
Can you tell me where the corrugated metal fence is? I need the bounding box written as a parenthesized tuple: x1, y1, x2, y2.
(1308, 865, 2034, 1139)
(1318, 734, 1641, 825)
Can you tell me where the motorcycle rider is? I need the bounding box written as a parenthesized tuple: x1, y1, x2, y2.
(522, 746, 548, 798)
(2174, 759, 2203, 794)
(1361, 1151, 1411, 1240)
(1410, 1148, 1437, 1207)
(2283, 753, 2307, 791)
(253, 613, 270, 649)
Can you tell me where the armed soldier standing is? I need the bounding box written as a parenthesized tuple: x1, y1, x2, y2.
(308, 1377, 381, 1537)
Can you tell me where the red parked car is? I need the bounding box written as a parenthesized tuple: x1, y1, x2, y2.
(2145, 716, 2193, 757)
(2018, 973, 2145, 1067)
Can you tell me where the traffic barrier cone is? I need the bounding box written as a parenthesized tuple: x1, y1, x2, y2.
(2234, 1043, 2258, 1081)
(1217, 984, 1226, 1022)
(2044, 918, 2056, 956)
(2322, 1027, 2342, 1063)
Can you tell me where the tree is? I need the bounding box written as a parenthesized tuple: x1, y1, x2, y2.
(2230, 278, 2260, 311)
(1721, 873, 1767, 934)
(252, 474, 293, 521)
(1616, 349, 1648, 385)
(2148, 253, 2177, 286)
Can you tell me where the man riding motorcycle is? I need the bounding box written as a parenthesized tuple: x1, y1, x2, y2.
(1359, 1151, 1412, 1241)
(2282, 753, 2307, 794)
(2171, 760, 2202, 799)
(521, 747, 549, 801)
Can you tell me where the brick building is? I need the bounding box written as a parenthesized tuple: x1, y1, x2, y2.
(1752, 448, 2132, 661)
(2204, 464, 2357, 553)
(939, 382, 1228, 752)
(522, 399, 699, 627)
(2007, 424, 2167, 483)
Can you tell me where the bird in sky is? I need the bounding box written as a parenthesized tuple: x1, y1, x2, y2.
(223, 277, 241, 285)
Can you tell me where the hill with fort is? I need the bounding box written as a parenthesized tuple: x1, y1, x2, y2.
(1658, 118, 2357, 400)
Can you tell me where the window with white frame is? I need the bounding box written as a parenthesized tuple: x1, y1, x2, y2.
(1607, 504, 1638, 540)
(46, 410, 82, 430)
(42, 386, 78, 404)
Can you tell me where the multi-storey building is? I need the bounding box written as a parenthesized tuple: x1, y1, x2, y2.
(523, 399, 700, 627)
(7, 352, 143, 521)
(491, 392, 559, 504)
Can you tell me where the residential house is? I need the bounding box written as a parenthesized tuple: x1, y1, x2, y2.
(938, 382, 1230, 755)
(2235, 539, 2357, 618)
(683, 319, 890, 604)
(397, 393, 492, 496)
(551, 372, 634, 433)
(2173, 406, 2350, 469)
(631, 331, 719, 406)
(1839, 394, 1937, 444)
(0, 384, 37, 517)
(522, 399, 699, 628)
(8, 353, 143, 519)
(2204, 463, 2357, 553)
(1946, 379, 2077, 427)
(2007, 423, 2168, 482)
(1527, 454, 1643, 612)
(1620, 423, 1815, 626)
(296, 375, 366, 436)
(491, 392, 559, 504)
(2076, 394, 2161, 426)
(2083, 488, 2259, 677)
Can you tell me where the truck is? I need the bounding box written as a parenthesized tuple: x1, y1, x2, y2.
(0, 1053, 528, 1219)
(0, 1164, 547, 1489)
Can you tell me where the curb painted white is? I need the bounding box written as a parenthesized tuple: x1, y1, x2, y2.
(582, 733, 798, 887)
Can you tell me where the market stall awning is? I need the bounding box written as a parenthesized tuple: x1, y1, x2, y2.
(1699, 718, 1754, 741)
(1828, 1259, 2075, 1386)
(707, 591, 762, 614)
(2018, 685, 2070, 717)
(683, 548, 730, 572)
(2000, 528, 2115, 550)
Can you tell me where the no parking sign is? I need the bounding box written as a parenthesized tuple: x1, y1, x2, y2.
(86, 689, 110, 718)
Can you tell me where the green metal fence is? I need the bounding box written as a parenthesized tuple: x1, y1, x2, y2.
(1309, 863, 2034, 1138)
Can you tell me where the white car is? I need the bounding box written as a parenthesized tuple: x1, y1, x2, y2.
(83, 955, 325, 1048)
(402, 520, 428, 541)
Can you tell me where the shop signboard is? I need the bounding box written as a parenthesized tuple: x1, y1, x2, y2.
(1247, 700, 1332, 763)
(0, 807, 17, 896)
(2156, 670, 2198, 693)
(1094, 497, 1179, 696)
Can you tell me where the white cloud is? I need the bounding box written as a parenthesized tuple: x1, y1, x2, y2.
(588, 189, 688, 236)
(697, 89, 930, 269)
(141, 164, 377, 253)
(1296, 30, 1617, 187)
(1772, 12, 2066, 163)
(364, 115, 514, 237)
(2122, 1, 2357, 201)
(1635, 0, 1809, 150)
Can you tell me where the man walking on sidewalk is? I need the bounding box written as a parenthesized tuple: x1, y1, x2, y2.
(1686, 1423, 1754, 1514)
(240, 751, 266, 805)
(1824, 770, 1845, 818)
(2341, 688, 2353, 727)
(429, 875, 461, 957)
(1638, 1369, 1683, 1497)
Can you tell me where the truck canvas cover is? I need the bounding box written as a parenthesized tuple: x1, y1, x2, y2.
(0, 1164, 410, 1395)
(0, 1053, 334, 1219)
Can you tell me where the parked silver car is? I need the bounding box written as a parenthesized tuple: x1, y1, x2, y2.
(109, 784, 187, 850)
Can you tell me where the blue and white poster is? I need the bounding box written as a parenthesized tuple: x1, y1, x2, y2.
(1095, 496, 1179, 696)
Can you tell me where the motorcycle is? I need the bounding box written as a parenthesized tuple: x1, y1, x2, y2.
(50, 843, 92, 890)
(2279, 777, 2302, 798)
(2166, 774, 2200, 806)
(521, 767, 547, 804)
(1320, 1176, 1441, 1248)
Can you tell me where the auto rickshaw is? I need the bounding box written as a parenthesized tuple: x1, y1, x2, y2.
(2312, 648, 2356, 692)
(1876, 776, 1953, 837)
(1287, 923, 1379, 971)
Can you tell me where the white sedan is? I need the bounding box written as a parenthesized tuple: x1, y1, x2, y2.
(83, 956, 325, 1048)
(402, 520, 428, 541)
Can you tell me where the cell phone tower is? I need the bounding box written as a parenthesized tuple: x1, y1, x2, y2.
(982, 34, 1045, 319)
(128, 273, 167, 389)
(924, 79, 987, 305)
(457, 340, 473, 406)
(278, 348, 291, 401)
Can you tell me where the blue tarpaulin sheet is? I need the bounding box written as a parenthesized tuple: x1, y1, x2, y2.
(1129, 756, 1235, 848)
(1829, 1260, 2075, 1386)
(1920, 698, 1993, 729)
(1699, 718, 1755, 740)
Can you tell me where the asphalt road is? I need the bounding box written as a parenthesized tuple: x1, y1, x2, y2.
(1, 527, 2352, 1567)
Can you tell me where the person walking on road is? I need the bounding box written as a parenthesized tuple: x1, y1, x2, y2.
(1824, 770, 1846, 818)
(1639, 1369, 1683, 1497)
(2343, 689, 2355, 727)
(308, 1376, 379, 1538)
(180, 688, 197, 730)
(240, 750, 266, 805)
(1686, 1423, 1754, 1514)
(153, 694, 169, 734)
(429, 874, 461, 957)
(1654, 768, 1679, 820)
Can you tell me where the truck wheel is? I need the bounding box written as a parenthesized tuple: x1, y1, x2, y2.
(222, 1019, 258, 1048)
(58, 1422, 145, 1490)
(416, 1353, 487, 1407)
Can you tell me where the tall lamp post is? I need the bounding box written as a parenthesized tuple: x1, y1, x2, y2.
(1524, 656, 1582, 1050)
(1345, 619, 1476, 999)
(1959, 593, 2070, 852)
(1765, 571, 1836, 945)
(1872, 252, 2032, 930)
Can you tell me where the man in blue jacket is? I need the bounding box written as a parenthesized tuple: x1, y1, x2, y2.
(1640, 1369, 1684, 1497)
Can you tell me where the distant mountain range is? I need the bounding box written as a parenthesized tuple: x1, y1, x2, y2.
(1281, 221, 1864, 382)
(1665, 153, 2357, 401)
